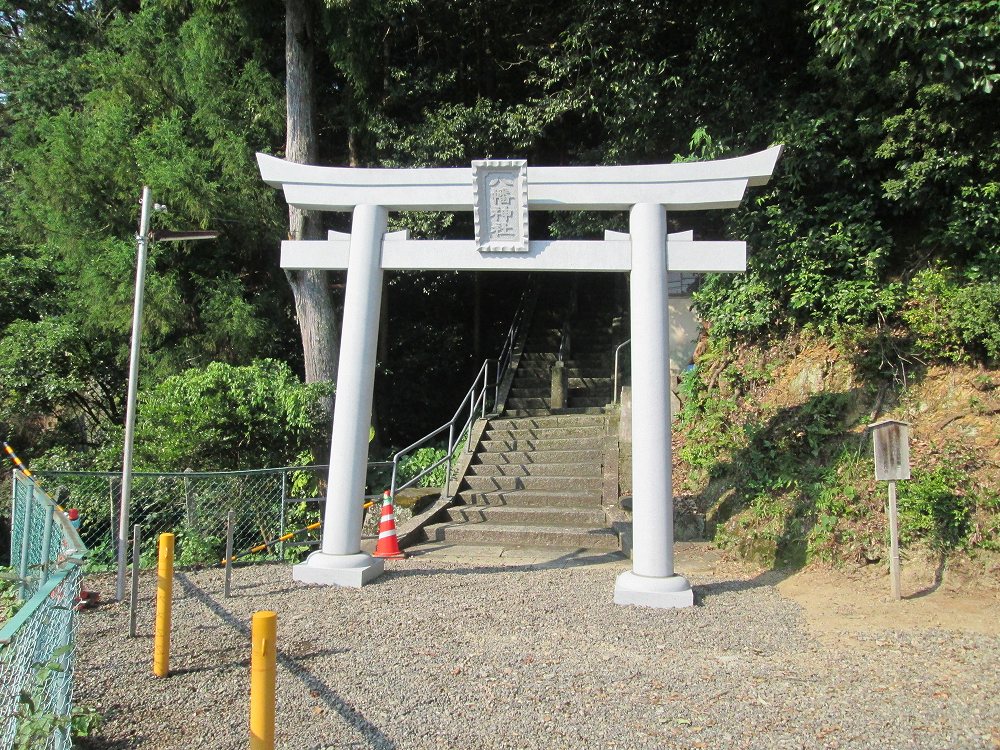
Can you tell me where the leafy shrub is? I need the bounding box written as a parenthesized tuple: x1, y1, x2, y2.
(175, 525, 223, 568)
(135, 359, 333, 471)
(396, 446, 448, 488)
(897, 465, 973, 550)
(1, 566, 22, 623)
(902, 267, 1000, 364)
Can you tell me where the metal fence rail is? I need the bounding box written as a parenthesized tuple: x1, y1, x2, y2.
(32, 463, 404, 570)
(1, 472, 87, 750)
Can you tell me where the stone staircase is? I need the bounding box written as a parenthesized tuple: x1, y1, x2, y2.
(423, 273, 626, 551)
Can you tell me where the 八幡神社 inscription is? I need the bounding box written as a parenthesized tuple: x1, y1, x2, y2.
(473, 160, 528, 253)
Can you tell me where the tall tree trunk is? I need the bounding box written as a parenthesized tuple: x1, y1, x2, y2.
(285, 0, 339, 403)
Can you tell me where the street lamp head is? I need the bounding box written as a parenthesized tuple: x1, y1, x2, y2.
(149, 229, 220, 242)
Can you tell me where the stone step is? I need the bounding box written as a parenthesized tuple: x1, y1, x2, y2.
(455, 489, 603, 507)
(486, 413, 605, 429)
(462, 474, 603, 492)
(514, 368, 609, 380)
(473, 448, 603, 465)
(519, 352, 609, 364)
(444, 505, 606, 527)
(482, 425, 604, 440)
(479, 438, 603, 453)
(510, 376, 612, 389)
(467, 461, 601, 478)
(568, 396, 610, 408)
(510, 382, 612, 394)
(505, 394, 610, 407)
(524, 337, 615, 349)
(507, 397, 552, 410)
(504, 407, 605, 417)
(509, 386, 553, 398)
(424, 521, 620, 550)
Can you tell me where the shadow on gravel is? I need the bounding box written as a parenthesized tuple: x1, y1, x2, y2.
(694, 569, 795, 605)
(75, 733, 134, 750)
(174, 573, 398, 750)
(168, 644, 347, 676)
(397, 546, 628, 577)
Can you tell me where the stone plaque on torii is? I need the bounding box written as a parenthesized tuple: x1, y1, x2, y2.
(257, 145, 782, 608)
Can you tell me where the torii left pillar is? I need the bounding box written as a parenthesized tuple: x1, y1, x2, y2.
(292, 205, 387, 587)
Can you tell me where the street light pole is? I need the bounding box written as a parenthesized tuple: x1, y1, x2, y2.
(115, 189, 220, 600)
(117, 186, 154, 601)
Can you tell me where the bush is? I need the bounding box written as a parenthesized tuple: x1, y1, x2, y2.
(897, 465, 973, 550)
(902, 267, 1000, 364)
(396, 446, 448, 488)
(135, 359, 333, 471)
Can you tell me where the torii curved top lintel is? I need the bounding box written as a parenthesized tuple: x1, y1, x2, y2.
(257, 145, 783, 213)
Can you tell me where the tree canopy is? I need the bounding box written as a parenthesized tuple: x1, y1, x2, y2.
(1, 0, 996, 470)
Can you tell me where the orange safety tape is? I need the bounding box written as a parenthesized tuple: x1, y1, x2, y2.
(220, 497, 381, 565)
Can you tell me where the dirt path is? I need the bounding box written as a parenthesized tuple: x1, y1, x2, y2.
(777, 552, 1000, 641)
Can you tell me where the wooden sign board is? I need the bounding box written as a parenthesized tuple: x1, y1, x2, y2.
(869, 419, 911, 481)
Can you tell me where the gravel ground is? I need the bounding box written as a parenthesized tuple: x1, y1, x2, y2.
(75, 553, 1000, 750)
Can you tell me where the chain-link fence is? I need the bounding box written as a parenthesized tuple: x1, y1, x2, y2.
(33, 463, 397, 570)
(1, 472, 87, 750)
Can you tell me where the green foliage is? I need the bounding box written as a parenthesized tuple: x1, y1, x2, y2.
(897, 465, 973, 550)
(13, 649, 71, 750)
(70, 704, 103, 742)
(134, 360, 332, 471)
(175, 525, 223, 568)
(11, 649, 102, 749)
(902, 267, 1000, 364)
(396, 446, 448, 489)
(1, 566, 22, 623)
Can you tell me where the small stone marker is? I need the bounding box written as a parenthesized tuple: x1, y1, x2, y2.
(868, 419, 911, 600)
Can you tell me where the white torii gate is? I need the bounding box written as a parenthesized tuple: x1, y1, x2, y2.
(258, 146, 782, 608)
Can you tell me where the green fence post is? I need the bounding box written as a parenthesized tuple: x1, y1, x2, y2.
(17, 482, 34, 598)
(39, 502, 54, 587)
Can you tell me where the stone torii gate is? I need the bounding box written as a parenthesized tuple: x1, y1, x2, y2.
(258, 146, 782, 608)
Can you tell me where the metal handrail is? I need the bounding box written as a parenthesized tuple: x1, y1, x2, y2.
(557, 321, 570, 363)
(389, 358, 494, 499)
(613, 338, 632, 404)
(495, 279, 532, 403)
(387, 278, 535, 500)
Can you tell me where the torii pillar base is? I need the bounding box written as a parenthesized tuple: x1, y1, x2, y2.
(614, 571, 694, 609)
(292, 551, 384, 589)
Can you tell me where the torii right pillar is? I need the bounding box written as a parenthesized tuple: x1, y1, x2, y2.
(614, 202, 693, 608)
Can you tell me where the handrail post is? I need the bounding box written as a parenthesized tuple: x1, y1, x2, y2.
(445, 423, 455, 499)
(613, 338, 632, 404)
(493, 360, 499, 410)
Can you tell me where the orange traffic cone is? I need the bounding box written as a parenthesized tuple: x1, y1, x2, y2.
(373, 490, 406, 559)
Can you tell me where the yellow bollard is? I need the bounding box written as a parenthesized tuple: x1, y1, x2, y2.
(250, 610, 277, 750)
(152, 533, 174, 678)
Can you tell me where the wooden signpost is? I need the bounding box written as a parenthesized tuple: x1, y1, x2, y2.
(868, 419, 911, 600)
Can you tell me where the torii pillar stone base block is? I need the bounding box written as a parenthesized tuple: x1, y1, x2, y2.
(613, 570, 694, 608)
(293, 552, 384, 589)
